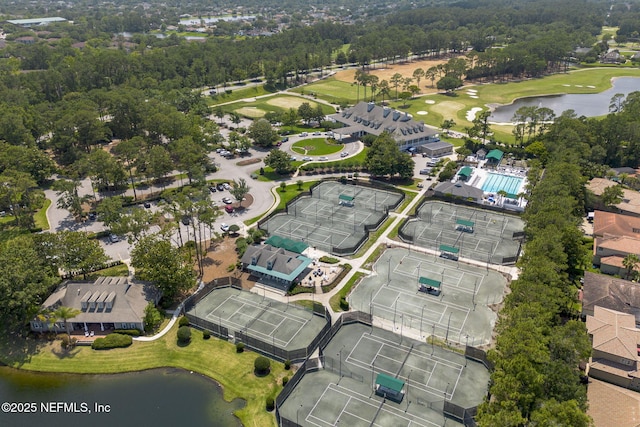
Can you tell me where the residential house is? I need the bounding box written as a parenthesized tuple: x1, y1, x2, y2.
(586, 306, 640, 391)
(30, 277, 161, 333)
(588, 178, 640, 217)
(592, 210, 640, 275)
(601, 50, 624, 64)
(582, 271, 640, 326)
(329, 102, 444, 152)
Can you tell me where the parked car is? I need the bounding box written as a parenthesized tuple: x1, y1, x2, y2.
(225, 205, 234, 214)
(222, 197, 233, 204)
(181, 216, 191, 225)
(216, 183, 225, 191)
(109, 234, 120, 243)
(319, 156, 329, 161)
(419, 168, 432, 175)
(280, 137, 289, 143)
(290, 156, 297, 161)
(209, 186, 217, 193)
(222, 182, 231, 190)
(300, 132, 308, 137)
(220, 223, 230, 232)
(302, 156, 312, 161)
(143, 202, 151, 208)
(340, 152, 349, 158)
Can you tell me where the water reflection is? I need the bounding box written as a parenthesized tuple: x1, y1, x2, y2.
(489, 77, 640, 123)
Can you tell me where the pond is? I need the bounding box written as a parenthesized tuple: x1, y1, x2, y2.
(489, 77, 640, 123)
(0, 367, 244, 427)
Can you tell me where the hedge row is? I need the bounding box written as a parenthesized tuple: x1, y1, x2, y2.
(91, 333, 133, 350)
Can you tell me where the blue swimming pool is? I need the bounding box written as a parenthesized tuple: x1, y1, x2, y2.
(481, 173, 523, 197)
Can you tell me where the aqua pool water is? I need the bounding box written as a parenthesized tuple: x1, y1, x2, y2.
(481, 173, 523, 197)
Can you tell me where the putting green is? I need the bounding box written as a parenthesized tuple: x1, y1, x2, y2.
(291, 138, 343, 155)
(266, 96, 317, 109)
(235, 107, 265, 118)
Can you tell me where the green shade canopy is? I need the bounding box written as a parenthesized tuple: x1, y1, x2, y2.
(419, 277, 441, 288)
(439, 244, 460, 254)
(456, 219, 475, 227)
(458, 166, 472, 177)
(339, 194, 355, 201)
(264, 235, 309, 254)
(486, 149, 504, 162)
(376, 373, 405, 393)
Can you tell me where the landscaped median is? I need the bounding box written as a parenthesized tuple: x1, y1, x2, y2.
(0, 323, 286, 427)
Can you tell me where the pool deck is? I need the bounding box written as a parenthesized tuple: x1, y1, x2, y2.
(459, 161, 528, 209)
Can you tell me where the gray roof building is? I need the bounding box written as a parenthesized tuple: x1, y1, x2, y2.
(582, 271, 640, 326)
(329, 102, 439, 148)
(7, 17, 67, 27)
(241, 244, 313, 290)
(30, 277, 161, 333)
(433, 181, 484, 202)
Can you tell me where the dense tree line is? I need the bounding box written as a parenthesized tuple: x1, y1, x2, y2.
(477, 160, 592, 426)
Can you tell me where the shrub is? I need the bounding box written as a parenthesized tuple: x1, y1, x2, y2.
(226, 264, 236, 272)
(178, 316, 190, 327)
(177, 326, 191, 344)
(112, 329, 142, 336)
(339, 297, 349, 311)
(92, 333, 133, 350)
(203, 330, 211, 340)
(284, 360, 291, 370)
(282, 376, 289, 386)
(236, 342, 245, 353)
(60, 335, 77, 349)
(319, 256, 340, 264)
(254, 356, 271, 375)
(266, 396, 275, 412)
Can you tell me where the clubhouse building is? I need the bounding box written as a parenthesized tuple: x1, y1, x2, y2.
(329, 102, 449, 153)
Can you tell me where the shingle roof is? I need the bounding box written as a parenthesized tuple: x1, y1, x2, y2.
(597, 235, 640, 254)
(582, 271, 640, 322)
(39, 277, 159, 324)
(329, 102, 437, 143)
(433, 181, 484, 201)
(241, 244, 312, 282)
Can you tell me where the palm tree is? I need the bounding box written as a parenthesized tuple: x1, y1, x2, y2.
(53, 306, 82, 336)
(623, 254, 640, 280)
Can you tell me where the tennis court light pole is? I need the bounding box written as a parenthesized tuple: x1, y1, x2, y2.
(420, 305, 425, 339)
(431, 323, 435, 355)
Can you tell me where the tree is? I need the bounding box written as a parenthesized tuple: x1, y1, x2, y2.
(228, 224, 240, 235)
(131, 235, 197, 301)
(390, 73, 403, 100)
(365, 132, 413, 179)
(601, 184, 623, 208)
(248, 119, 279, 148)
(296, 180, 304, 190)
(279, 182, 287, 192)
(609, 93, 625, 113)
(297, 102, 315, 125)
(230, 178, 250, 205)
(143, 302, 163, 333)
(378, 80, 391, 104)
(412, 68, 425, 90)
(57, 231, 109, 279)
(229, 112, 241, 128)
(437, 75, 463, 93)
(254, 356, 271, 375)
(112, 137, 143, 200)
(177, 325, 191, 344)
(52, 178, 91, 220)
(214, 107, 225, 125)
(264, 149, 294, 175)
(441, 119, 456, 134)
(53, 306, 81, 336)
(426, 66, 438, 88)
(623, 253, 640, 280)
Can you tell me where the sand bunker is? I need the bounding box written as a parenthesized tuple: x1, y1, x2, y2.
(425, 99, 436, 104)
(466, 107, 483, 121)
(470, 95, 479, 99)
(416, 111, 428, 115)
(466, 89, 477, 93)
(235, 107, 265, 118)
(587, 85, 596, 88)
(562, 84, 570, 87)
(266, 96, 315, 109)
(575, 85, 583, 87)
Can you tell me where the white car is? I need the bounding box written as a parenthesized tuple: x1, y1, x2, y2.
(313, 131, 321, 136)
(222, 197, 233, 204)
(302, 156, 312, 161)
(340, 152, 349, 157)
(109, 234, 120, 243)
(220, 223, 230, 232)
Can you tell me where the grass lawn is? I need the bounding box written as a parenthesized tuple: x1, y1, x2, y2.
(34, 198, 51, 230)
(291, 138, 344, 155)
(0, 323, 285, 427)
(244, 180, 317, 226)
(291, 77, 357, 105)
(305, 146, 369, 168)
(220, 94, 335, 118)
(208, 85, 274, 106)
(329, 272, 364, 312)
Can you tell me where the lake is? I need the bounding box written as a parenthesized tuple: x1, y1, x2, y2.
(0, 367, 243, 427)
(489, 77, 640, 123)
